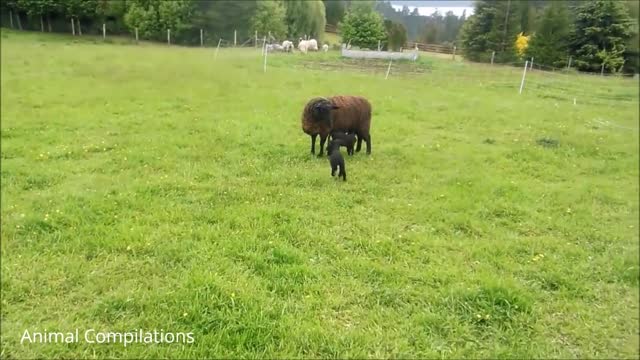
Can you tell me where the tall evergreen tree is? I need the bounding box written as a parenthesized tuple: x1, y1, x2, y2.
(525, 2, 572, 67)
(460, 0, 522, 62)
(569, 0, 634, 73)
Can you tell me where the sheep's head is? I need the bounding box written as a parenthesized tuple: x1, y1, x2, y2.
(312, 99, 339, 125)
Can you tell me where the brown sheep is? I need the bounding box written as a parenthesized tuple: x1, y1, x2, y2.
(301, 95, 372, 156)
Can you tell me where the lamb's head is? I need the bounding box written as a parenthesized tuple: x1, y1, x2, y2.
(311, 99, 339, 125)
(327, 139, 340, 153)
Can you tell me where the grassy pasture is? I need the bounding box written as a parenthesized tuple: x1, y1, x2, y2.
(1, 29, 639, 358)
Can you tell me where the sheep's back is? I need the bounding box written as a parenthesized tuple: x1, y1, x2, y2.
(329, 96, 372, 132)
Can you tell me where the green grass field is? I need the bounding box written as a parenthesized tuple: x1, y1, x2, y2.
(1, 29, 639, 358)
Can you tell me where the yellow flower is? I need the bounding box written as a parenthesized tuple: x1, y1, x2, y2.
(515, 32, 530, 57)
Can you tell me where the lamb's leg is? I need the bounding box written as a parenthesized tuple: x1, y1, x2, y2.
(340, 165, 347, 181)
(365, 134, 372, 155)
(310, 134, 317, 154)
(318, 135, 328, 157)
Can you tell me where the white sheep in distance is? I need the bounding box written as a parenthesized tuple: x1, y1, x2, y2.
(266, 44, 284, 52)
(298, 39, 309, 53)
(322, 44, 329, 52)
(282, 40, 294, 52)
(307, 39, 318, 51)
(298, 39, 319, 53)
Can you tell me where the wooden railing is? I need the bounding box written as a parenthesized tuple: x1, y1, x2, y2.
(325, 24, 338, 34)
(408, 42, 458, 54)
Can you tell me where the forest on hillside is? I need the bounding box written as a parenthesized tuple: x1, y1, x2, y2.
(1, 0, 637, 74)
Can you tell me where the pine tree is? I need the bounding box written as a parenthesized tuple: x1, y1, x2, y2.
(460, 0, 522, 63)
(569, 0, 634, 73)
(525, 2, 572, 67)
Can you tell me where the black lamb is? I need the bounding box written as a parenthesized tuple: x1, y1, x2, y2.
(327, 139, 347, 181)
(330, 131, 357, 155)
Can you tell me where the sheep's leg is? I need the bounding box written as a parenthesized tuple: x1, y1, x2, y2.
(310, 134, 317, 154)
(341, 166, 347, 181)
(318, 135, 328, 157)
(365, 134, 372, 155)
(355, 135, 363, 153)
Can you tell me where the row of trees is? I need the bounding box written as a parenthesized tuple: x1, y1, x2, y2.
(0, 0, 326, 45)
(375, 1, 467, 46)
(460, 0, 638, 74)
(0, 0, 412, 52)
(330, 0, 467, 51)
(3, 0, 637, 74)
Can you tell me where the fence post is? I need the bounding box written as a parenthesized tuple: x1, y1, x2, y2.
(385, 59, 393, 80)
(167, 29, 171, 45)
(135, 27, 139, 43)
(71, 17, 75, 36)
(567, 56, 572, 69)
(601, 62, 605, 76)
(102, 23, 106, 39)
(378, 40, 381, 51)
(9, 11, 14, 28)
(452, 46, 456, 61)
(519, 60, 529, 95)
(264, 45, 268, 73)
(214, 38, 222, 60)
(262, 36, 267, 55)
(200, 29, 203, 47)
(530, 57, 534, 70)
(234, 30, 237, 47)
(40, 15, 44, 32)
(255, 31, 258, 48)
(77, 18, 81, 35)
(491, 51, 495, 65)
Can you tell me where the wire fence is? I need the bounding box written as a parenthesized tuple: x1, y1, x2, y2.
(4, 23, 638, 109)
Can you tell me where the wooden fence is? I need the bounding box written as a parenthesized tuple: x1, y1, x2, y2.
(325, 24, 338, 34)
(407, 42, 458, 55)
